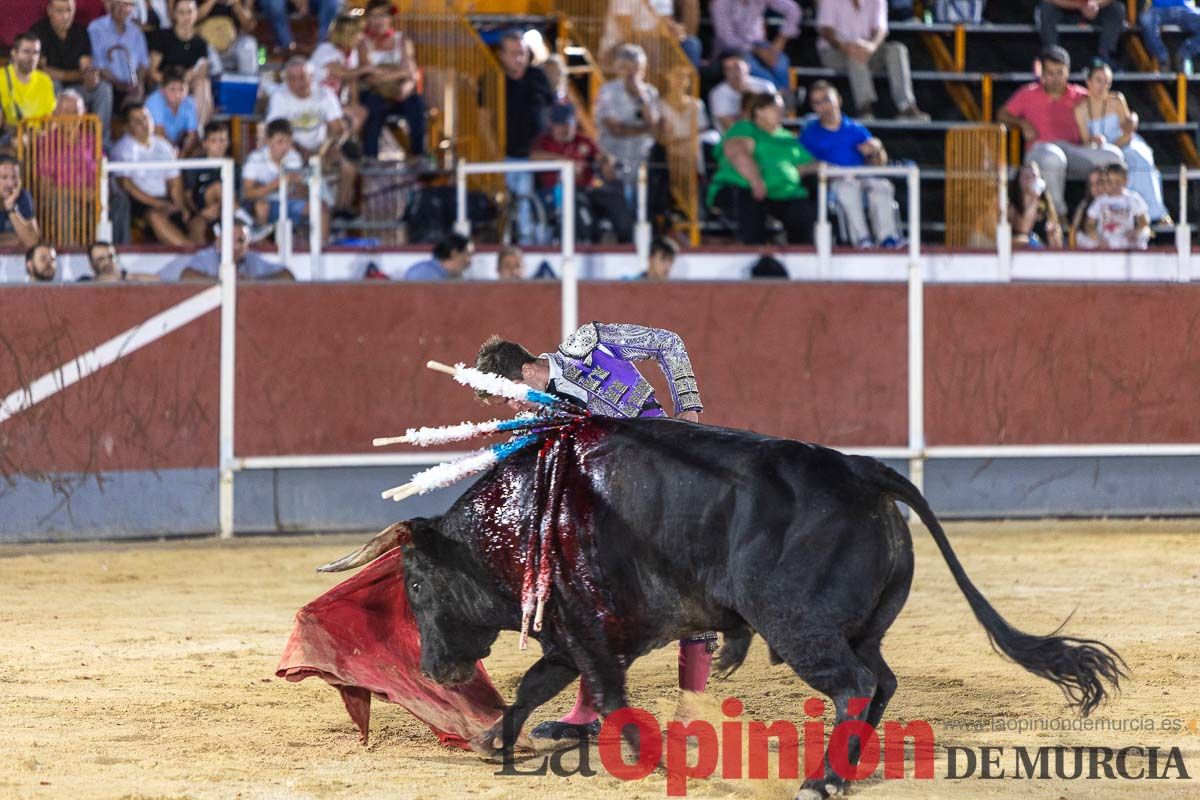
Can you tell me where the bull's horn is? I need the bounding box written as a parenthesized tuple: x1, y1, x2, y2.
(316, 522, 411, 573)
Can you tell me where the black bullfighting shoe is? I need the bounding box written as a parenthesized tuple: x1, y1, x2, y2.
(529, 719, 603, 741)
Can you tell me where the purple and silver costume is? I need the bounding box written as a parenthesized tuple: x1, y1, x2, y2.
(543, 322, 703, 419)
(536, 322, 714, 726)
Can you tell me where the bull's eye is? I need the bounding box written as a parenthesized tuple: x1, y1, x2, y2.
(411, 581, 421, 596)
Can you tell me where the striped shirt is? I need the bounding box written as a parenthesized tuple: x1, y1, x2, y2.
(711, 0, 802, 54)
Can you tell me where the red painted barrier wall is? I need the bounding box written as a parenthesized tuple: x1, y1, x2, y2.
(2, 282, 1198, 476)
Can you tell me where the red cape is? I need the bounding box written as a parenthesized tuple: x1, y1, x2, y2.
(276, 548, 507, 748)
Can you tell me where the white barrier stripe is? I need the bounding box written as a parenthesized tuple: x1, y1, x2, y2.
(0, 286, 222, 425)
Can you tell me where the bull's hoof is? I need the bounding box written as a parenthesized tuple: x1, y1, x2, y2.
(797, 776, 849, 799)
(468, 727, 535, 758)
(468, 730, 505, 758)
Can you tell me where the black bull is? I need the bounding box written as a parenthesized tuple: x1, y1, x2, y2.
(333, 416, 1124, 797)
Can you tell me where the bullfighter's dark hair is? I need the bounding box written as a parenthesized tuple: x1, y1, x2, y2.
(474, 335, 537, 401)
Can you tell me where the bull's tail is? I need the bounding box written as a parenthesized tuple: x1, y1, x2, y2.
(872, 463, 1127, 717)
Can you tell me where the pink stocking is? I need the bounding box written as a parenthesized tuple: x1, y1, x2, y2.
(557, 682, 599, 724)
(678, 640, 713, 692)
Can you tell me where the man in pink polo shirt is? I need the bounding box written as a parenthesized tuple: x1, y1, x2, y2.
(998, 46, 1123, 216)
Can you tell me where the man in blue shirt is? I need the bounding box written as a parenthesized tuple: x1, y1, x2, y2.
(800, 80, 900, 248)
(158, 222, 294, 281)
(87, 0, 149, 107)
(403, 232, 473, 280)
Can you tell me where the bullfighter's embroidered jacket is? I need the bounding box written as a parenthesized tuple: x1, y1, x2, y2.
(541, 322, 703, 418)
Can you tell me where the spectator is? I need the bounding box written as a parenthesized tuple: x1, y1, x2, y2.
(145, 66, 199, 152)
(542, 54, 569, 104)
(497, 245, 523, 279)
(709, 50, 776, 134)
(194, 0, 258, 77)
(800, 80, 900, 248)
(82, 240, 156, 280)
(184, 120, 233, 243)
(86, 240, 121, 279)
(404, 232, 473, 280)
(750, 253, 789, 278)
(1008, 162, 1063, 248)
(310, 13, 370, 139)
(631, 236, 678, 280)
(0, 155, 40, 250)
(32, 0, 115, 148)
(87, 0, 150, 107)
(55, 88, 86, 116)
(496, 30, 554, 243)
(0, 34, 57, 138)
(1141, 0, 1200, 72)
(1075, 60, 1169, 222)
(997, 47, 1122, 217)
(706, 91, 817, 245)
(86, 240, 122, 279)
(260, 0, 341, 53)
(148, 0, 213, 127)
(1083, 162, 1151, 250)
(25, 242, 57, 282)
(159, 221, 295, 280)
(596, 44, 661, 201)
(1070, 167, 1104, 247)
(816, 0, 928, 120)
(660, 65, 712, 176)
(1038, 1, 1123, 67)
(361, 0, 427, 159)
(710, 0, 801, 90)
(266, 57, 358, 217)
(648, 0, 702, 68)
(241, 118, 318, 235)
(110, 103, 192, 247)
(531, 102, 633, 243)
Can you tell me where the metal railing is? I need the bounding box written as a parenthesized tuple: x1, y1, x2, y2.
(275, 156, 323, 278)
(1174, 167, 1200, 282)
(16, 114, 103, 248)
(97, 157, 239, 537)
(816, 163, 925, 485)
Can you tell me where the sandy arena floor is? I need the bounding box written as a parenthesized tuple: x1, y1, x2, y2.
(1, 520, 1198, 800)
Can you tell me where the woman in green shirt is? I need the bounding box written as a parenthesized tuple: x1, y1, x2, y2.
(707, 91, 819, 244)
